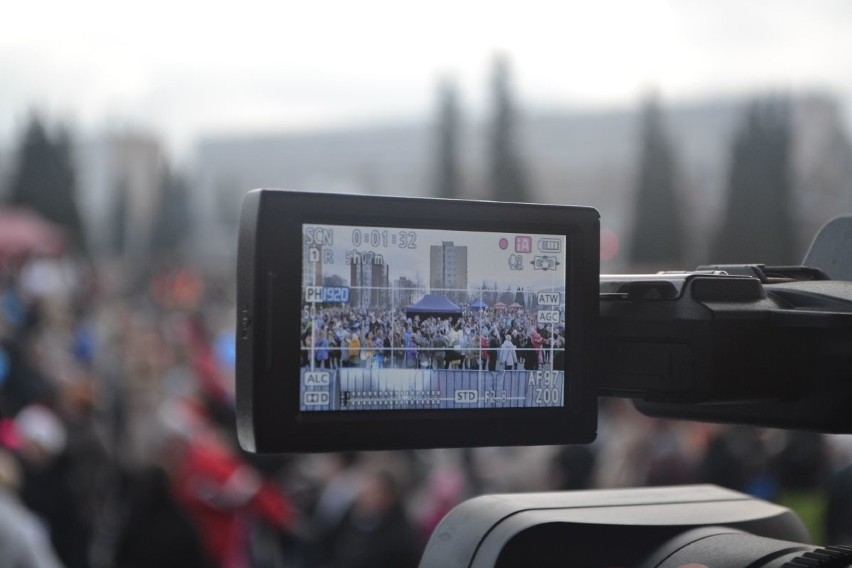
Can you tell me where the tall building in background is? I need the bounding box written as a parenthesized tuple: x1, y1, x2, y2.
(350, 259, 390, 309)
(430, 241, 467, 303)
(302, 244, 324, 287)
(75, 133, 165, 259)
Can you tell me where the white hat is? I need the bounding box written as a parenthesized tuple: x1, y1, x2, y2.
(15, 405, 67, 456)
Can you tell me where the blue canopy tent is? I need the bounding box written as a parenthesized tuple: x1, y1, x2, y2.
(470, 299, 488, 311)
(405, 294, 463, 320)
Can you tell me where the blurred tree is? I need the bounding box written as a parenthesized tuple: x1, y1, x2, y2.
(713, 97, 795, 264)
(109, 179, 129, 256)
(514, 288, 525, 306)
(474, 282, 498, 306)
(434, 77, 462, 199)
(150, 168, 191, 257)
(6, 115, 85, 248)
(629, 94, 685, 268)
(488, 55, 531, 203)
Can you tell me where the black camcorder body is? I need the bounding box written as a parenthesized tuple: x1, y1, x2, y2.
(234, 189, 852, 566)
(600, 264, 852, 433)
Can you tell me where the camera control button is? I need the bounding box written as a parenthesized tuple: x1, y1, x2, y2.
(240, 308, 252, 339)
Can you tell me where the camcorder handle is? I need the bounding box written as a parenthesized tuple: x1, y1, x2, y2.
(599, 216, 852, 433)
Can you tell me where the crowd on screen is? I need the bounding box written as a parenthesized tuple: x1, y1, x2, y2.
(300, 303, 565, 373)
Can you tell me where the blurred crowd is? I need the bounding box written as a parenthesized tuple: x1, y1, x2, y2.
(2, 257, 852, 568)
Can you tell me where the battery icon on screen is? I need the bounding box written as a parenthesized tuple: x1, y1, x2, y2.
(538, 238, 562, 253)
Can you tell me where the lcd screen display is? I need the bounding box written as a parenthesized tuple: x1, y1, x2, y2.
(300, 224, 568, 412)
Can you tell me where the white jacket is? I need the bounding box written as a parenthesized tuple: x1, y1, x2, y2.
(499, 339, 517, 366)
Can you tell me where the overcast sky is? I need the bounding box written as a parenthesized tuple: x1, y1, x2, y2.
(2, 0, 851, 162)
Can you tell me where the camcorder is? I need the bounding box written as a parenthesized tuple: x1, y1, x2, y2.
(235, 189, 852, 567)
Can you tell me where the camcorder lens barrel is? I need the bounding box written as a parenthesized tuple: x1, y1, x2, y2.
(642, 528, 852, 567)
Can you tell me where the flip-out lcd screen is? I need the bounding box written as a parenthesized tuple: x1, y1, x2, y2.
(237, 189, 598, 452)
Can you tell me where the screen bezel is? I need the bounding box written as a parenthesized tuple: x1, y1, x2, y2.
(237, 189, 599, 452)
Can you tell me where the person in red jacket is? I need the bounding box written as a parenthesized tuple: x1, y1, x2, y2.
(531, 329, 545, 370)
(161, 399, 297, 568)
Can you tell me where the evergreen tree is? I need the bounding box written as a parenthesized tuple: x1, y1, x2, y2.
(488, 55, 531, 203)
(629, 94, 684, 267)
(150, 167, 191, 257)
(434, 78, 462, 199)
(6, 115, 85, 248)
(110, 180, 129, 256)
(713, 97, 795, 265)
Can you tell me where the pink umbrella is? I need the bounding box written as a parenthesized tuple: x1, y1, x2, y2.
(0, 208, 66, 263)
